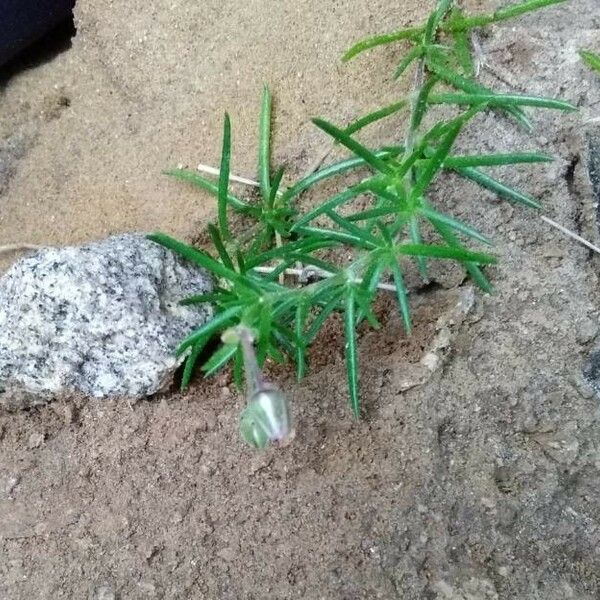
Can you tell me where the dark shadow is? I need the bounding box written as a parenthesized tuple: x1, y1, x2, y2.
(0, 1, 77, 85)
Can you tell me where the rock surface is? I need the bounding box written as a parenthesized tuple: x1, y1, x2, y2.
(0, 234, 212, 408)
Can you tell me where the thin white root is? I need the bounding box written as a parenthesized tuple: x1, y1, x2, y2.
(252, 265, 397, 293)
(0, 244, 42, 255)
(471, 30, 485, 77)
(197, 163, 259, 187)
(540, 215, 600, 256)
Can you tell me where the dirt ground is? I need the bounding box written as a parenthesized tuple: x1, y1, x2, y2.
(2, 0, 600, 598)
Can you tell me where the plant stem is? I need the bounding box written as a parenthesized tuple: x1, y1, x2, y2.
(540, 216, 600, 255)
(238, 326, 265, 395)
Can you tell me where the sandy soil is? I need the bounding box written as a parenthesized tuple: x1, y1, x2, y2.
(1, 0, 600, 598)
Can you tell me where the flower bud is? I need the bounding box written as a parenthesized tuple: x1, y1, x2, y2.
(239, 388, 292, 449)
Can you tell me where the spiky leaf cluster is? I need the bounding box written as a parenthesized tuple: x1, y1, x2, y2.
(150, 0, 574, 417)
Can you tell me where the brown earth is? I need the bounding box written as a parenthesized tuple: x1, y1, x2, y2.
(2, 0, 600, 598)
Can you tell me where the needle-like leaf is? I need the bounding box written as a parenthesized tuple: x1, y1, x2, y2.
(428, 92, 577, 112)
(345, 102, 408, 135)
(388, 256, 412, 333)
(165, 169, 257, 215)
(343, 289, 360, 417)
(342, 26, 422, 62)
(295, 298, 310, 380)
(453, 166, 542, 209)
(447, 0, 568, 31)
(312, 118, 395, 175)
(442, 152, 553, 168)
(207, 223, 235, 271)
(280, 148, 402, 203)
(394, 46, 424, 79)
(259, 85, 272, 201)
(218, 113, 232, 241)
(181, 340, 208, 390)
(177, 305, 243, 356)
(419, 205, 492, 245)
(292, 179, 377, 229)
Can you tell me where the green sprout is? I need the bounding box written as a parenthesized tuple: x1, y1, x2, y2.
(150, 0, 575, 443)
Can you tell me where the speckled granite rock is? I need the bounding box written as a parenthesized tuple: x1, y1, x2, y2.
(0, 233, 213, 409)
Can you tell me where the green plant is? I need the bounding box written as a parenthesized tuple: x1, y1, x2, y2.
(150, 0, 575, 447)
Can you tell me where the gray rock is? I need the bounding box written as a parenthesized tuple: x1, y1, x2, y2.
(0, 233, 213, 409)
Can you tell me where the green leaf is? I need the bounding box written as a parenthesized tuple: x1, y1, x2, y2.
(148, 233, 235, 280)
(177, 305, 243, 355)
(325, 210, 379, 247)
(202, 342, 237, 376)
(207, 223, 235, 271)
(409, 216, 428, 280)
(360, 250, 388, 297)
(442, 152, 553, 168)
(181, 340, 208, 391)
(428, 92, 577, 112)
(292, 179, 376, 228)
(280, 148, 403, 204)
(312, 118, 395, 175)
(450, 8, 474, 76)
(148, 232, 262, 294)
(269, 166, 285, 208)
(164, 169, 257, 215)
(394, 243, 496, 264)
(307, 290, 343, 342)
(454, 166, 541, 209)
(419, 205, 492, 245)
(409, 75, 440, 137)
(424, 0, 454, 43)
(353, 289, 381, 330)
(425, 57, 533, 130)
(343, 289, 360, 418)
(218, 113, 232, 241)
(388, 256, 412, 333)
(394, 46, 424, 79)
(448, 0, 568, 31)
(295, 225, 376, 250)
(235, 248, 247, 273)
(343, 26, 423, 62)
(581, 49, 600, 75)
(430, 220, 494, 292)
(246, 237, 339, 268)
(180, 291, 230, 306)
(345, 101, 408, 135)
(411, 106, 481, 199)
(346, 205, 400, 222)
(295, 299, 309, 380)
(259, 85, 272, 201)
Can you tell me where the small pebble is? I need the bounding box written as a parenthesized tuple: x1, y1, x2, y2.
(27, 432, 45, 449)
(94, 585, 115, 600)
